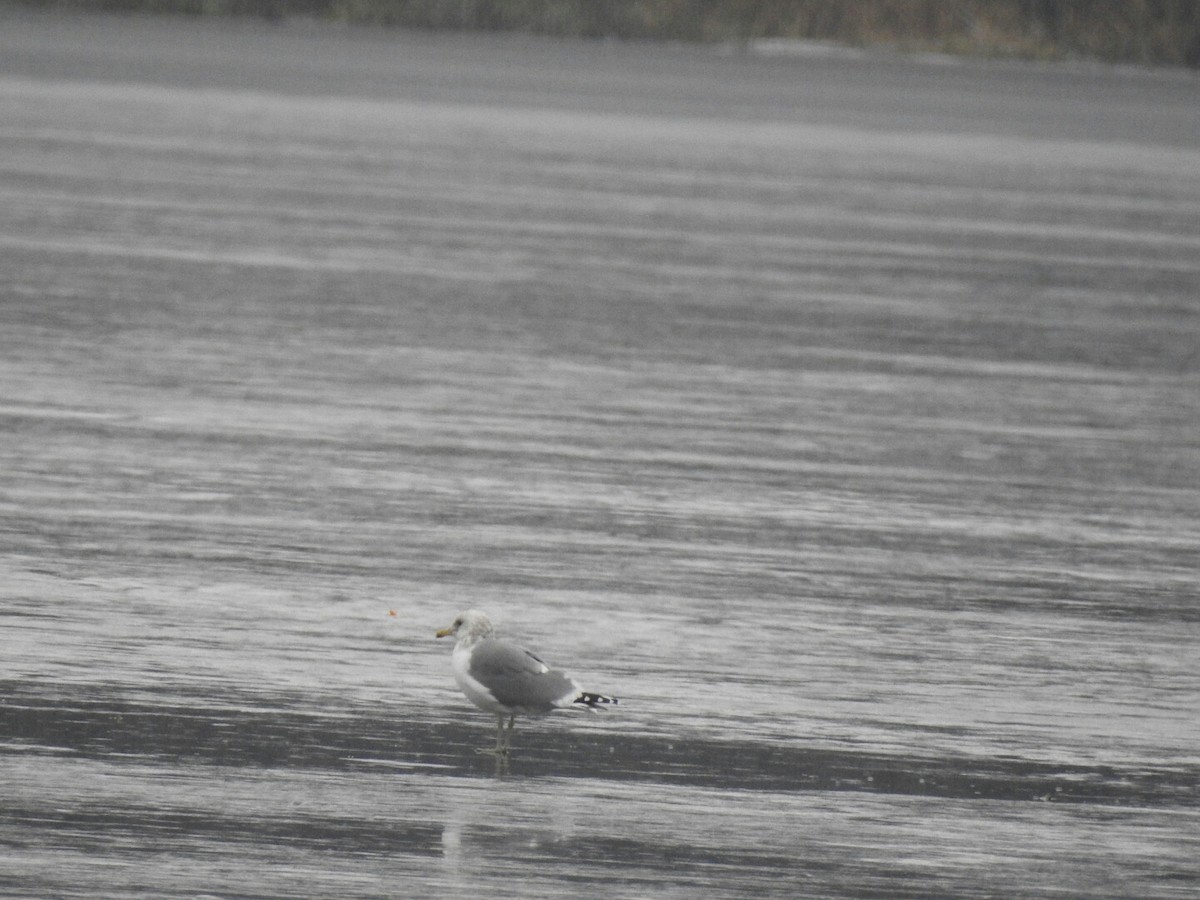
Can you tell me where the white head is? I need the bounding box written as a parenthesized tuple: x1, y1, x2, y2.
(435, 609, 495, 646)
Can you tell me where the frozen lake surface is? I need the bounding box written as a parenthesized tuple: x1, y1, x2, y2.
(1, 10, 1198, 898)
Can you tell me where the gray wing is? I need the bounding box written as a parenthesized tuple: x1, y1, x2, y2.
(469, 638, 578, 714)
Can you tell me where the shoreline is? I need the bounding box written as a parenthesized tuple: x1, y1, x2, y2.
(7, 0, 1200, 69)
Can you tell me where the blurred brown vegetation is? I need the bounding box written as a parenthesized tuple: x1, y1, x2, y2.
(15, 0, 1200, 66)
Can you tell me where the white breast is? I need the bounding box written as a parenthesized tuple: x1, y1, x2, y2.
(451, 642, 508, 714)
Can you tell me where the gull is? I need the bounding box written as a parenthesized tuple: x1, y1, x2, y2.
(436, 609, 618, 759)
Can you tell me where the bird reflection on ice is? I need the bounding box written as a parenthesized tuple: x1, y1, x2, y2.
(438, 778, 584, 887)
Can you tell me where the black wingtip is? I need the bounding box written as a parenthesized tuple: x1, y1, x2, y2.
(575, 692, 618, 710)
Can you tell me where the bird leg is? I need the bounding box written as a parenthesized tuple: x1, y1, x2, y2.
(493, 713, 507, 756)
(502, 714, 516, 755)
(477, 714, 518, 767)
(475, 714, 505, 758)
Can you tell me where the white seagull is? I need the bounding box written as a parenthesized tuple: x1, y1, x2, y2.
(436, 609, 618, 758)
